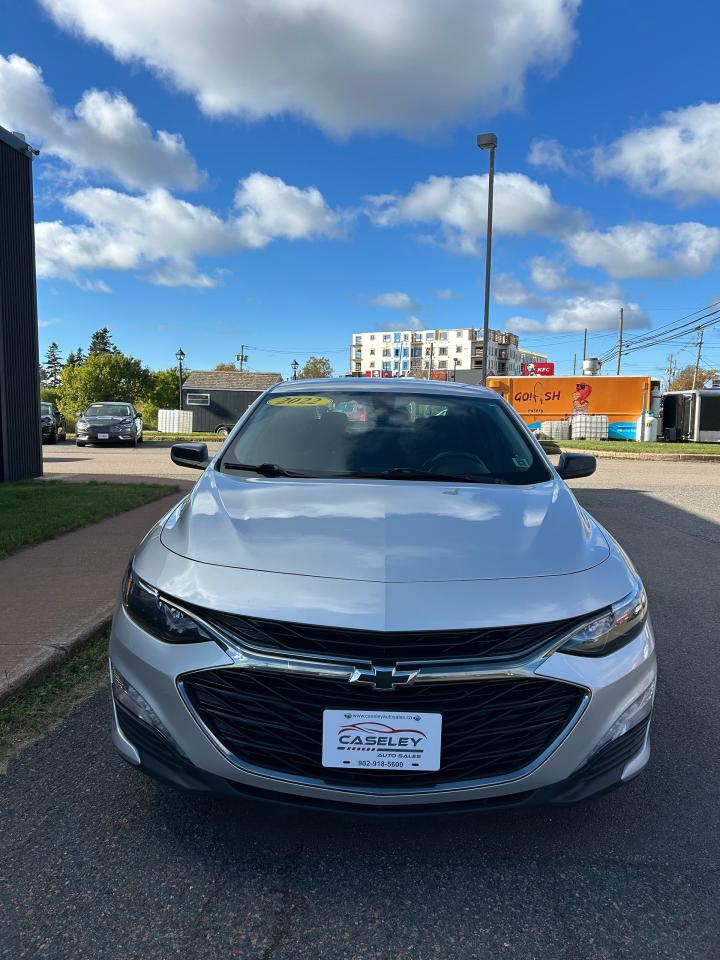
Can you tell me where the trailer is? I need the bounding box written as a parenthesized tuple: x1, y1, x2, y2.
(661, 390, 720, 443)
(486, 375, 661, 440)
(181, 371, 282, 437)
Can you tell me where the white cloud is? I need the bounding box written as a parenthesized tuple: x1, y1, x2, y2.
(436, 288, 455, 300)
(40, 0, 580, 136)
(598, 102, 720, 203)
(371, 291, 419, 311)
(35, 174, 344, 287)
(494, 275, 556, 310)
(529, 256, 570, 290)
(0, 53, 202, 190)
(507, 297, 649, 334)
(366, 173, 580, 254)
(527, 137, 570, 172)
(567, 222, 720, 278)
(384, 315, 424, 332)
(38, 317, 61, 328)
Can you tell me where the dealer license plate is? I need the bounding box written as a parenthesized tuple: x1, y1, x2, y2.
(97, 433, 109, 439)
(322, 709, 442, 771)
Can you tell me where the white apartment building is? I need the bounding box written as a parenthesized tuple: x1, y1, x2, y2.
(350, 326, 547, 379)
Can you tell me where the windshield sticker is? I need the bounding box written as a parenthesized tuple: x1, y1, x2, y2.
(513, 456, 530, 469)
(267, 396, 332, 407)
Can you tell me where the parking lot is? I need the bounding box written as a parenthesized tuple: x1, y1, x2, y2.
(2, 448, 718, 959)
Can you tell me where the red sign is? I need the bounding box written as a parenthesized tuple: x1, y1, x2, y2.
(522, 362, 554, 377)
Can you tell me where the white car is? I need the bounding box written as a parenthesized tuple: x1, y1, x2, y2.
(109, 379, 655, 811)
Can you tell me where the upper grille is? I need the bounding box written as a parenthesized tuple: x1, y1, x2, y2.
(193, 610, 591, 664)
(182, 669, 586, 788)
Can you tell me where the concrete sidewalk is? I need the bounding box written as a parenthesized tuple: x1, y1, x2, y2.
(0, 489, 187, 703)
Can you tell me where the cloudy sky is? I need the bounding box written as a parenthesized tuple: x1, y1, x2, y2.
(5, 0, 720, 377)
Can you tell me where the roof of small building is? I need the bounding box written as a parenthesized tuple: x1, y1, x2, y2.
(183, 370, 283, 392)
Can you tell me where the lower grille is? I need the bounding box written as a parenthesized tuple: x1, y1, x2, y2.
(182, 669, 586, 788)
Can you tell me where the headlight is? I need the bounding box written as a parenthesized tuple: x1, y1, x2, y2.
(123, 569, 216, 644)
(41, 416, 53, 425)
(559, 580, 648, 656)
(77, 419, 89, 429)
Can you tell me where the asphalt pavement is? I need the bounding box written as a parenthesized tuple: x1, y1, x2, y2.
(2, 461, 719, 959)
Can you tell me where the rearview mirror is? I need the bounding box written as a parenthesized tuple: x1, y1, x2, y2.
(557, 452, 596, 481)
(171, 442, 210, 470)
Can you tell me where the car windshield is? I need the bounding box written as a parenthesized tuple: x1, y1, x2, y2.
(40, 403, 52, 415)
(83, 403, 133, 418)
(221, 389, 550, 485)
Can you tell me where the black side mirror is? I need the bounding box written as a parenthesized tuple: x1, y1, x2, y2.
(171, 442, 210, 470)
(557, 452, 596, 480)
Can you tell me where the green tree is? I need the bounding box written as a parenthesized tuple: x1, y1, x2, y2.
(140, 367, 187, 428)
(58, 352, 153, 415)
(44, 341, 64, 386)
(88, 327, 116, 356)
(298, 356, 333, 379)
(669, 364, 718, 391)
(65, 346, 86, 368)
(214, 362, 238, 371)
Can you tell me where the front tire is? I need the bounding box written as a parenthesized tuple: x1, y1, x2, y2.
(48, 430, 57, 444)
(215, 425, 229, 439)
(76, 440, 86, 447)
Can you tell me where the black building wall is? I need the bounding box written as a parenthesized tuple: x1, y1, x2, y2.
(181, 387, 263, 432)
(0, 127, 42, 482)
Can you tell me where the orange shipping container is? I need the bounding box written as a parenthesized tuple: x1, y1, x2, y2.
(487, 375, 657, 440)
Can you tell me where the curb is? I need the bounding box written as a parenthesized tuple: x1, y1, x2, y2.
(558, 449, 720, 462)
(0, 608, 113, 706)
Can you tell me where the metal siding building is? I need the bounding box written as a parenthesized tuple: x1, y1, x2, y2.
(0, 127, 42, 482)
(182, 371, 282, 433)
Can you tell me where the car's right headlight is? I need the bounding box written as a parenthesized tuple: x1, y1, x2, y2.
(76, 419, 89, 429)
(123, 568, 216, 644)
(558, 580, 648, 657)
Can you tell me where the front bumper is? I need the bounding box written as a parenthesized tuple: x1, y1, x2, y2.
(109, 603, 656, 809)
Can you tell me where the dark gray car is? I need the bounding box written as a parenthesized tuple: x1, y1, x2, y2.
(76, 401, 143, 447)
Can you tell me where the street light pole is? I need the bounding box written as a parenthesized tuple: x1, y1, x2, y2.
(477, 132, 498, 387)
(291, 359, 299, 381)
(453, 356, 460, 382)
(175, 348, 185, 410)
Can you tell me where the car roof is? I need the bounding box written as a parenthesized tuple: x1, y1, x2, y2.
(269, 377, 498, 399)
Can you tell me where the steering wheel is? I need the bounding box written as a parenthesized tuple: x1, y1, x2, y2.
(421, 451, 489, 474)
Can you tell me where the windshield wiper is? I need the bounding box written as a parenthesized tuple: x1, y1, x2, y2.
(364, 468, 508, 484)
(223, 461, 305, 477)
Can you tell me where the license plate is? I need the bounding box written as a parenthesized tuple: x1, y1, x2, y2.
(322, 709, 442, 771)
(97, 433, 109, 439)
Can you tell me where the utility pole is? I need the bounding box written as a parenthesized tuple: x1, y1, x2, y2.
(572, 353, 577, 376)
(616, 308, 624, 375)
(692, 328, 704, 389)
(666, 353, 675, 390)
(236, 345, 248, 372)
(582, 327, 588, 362)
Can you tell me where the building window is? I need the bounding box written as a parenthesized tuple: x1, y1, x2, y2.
(439, 347, 447, 356)
(456, 330, 462, 337)
(394, 332, 401, 342)
(382, 361, 391, 370)
(369, 334, 375, 341)
(369, 361, 375, 368)
(383, 334, 391, 342)
(393, 360, 400, 370)
(456, 345, 463, 353)
(402, 360, 409, 370)
(354, 335, 362, 344)
(369, 349, 375, 356)
(382, 349, 390, 357)
(425, 332, 433, 339)
(439, 331, 448, 340)
(438, 360, 447, 369)
(186, 393, 210, 406)
(411, 347, 421, 357)
(394, 348, 400, 358)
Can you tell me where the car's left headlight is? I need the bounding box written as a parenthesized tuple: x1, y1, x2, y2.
(123, 568, 216, 644)
(558, 580, 648, 657)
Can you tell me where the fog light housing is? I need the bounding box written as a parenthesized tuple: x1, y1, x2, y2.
(110, 662, 174, 744)
(590, 680, 655, 760)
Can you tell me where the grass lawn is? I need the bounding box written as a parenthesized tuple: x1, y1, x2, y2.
(0, 480, 178, 558)
(0, 630, 108, 771)
(558, 440, 720, 455)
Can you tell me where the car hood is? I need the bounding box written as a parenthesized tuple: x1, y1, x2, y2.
(159, 470, 609, 584)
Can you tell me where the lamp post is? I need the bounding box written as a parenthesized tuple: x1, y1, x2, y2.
(291, 359, 299, 381)
(453, 356, 460, 382)
(175, 348, 185, 410)
(477, 132, 498, 387)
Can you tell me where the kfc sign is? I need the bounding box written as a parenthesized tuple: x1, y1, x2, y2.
(522, 362, 555, 377)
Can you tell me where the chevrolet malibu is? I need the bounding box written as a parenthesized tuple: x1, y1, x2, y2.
(109, 378, 655, 811)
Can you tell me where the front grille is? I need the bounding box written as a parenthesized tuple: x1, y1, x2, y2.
(182, 669, 585, 787)
(193, 610, 592, 664)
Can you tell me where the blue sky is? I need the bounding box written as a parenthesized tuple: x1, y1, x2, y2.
(4, 0, 720, 380)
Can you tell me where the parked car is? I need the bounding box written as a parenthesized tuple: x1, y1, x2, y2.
(40, 401, 66, 443)
(76, 401, 143, 447)
(109, 379, 656, 812)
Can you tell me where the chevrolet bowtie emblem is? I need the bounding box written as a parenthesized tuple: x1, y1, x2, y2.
(349, 665, 419, 690)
